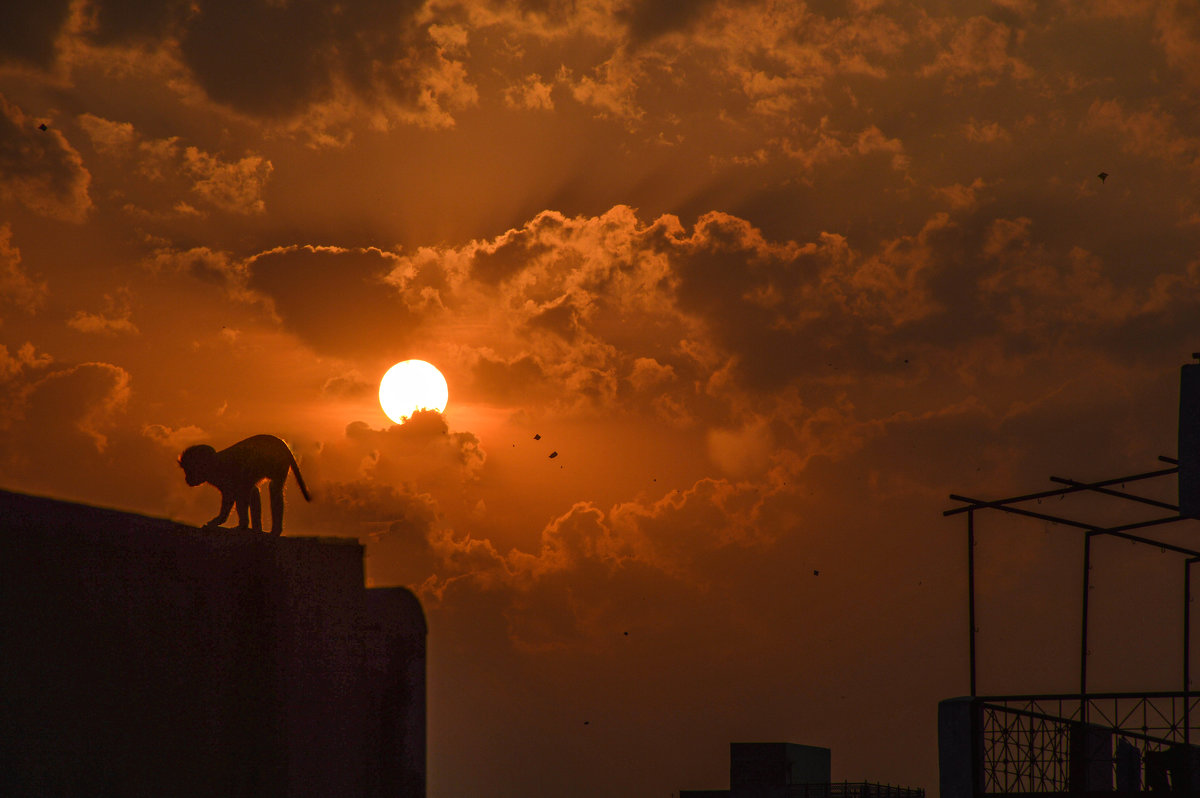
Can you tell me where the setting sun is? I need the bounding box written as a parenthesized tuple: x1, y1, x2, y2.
(379, 360, 449, 424)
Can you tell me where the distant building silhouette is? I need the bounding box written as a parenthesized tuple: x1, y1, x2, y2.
(0, 489, 425, 798)
(680, 742, 923, 798)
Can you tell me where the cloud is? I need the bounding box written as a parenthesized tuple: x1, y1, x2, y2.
(67, 288, 139, 336)
(414, 454, 813, 650)
(706, 415, 774, 478)
(0, 360, 131, 454)
(628, 356, 675, 390)
(1084, 98, 1200, 171)
(920, 15, 1033, 84)
(141, 423, 208, 451)
(618, 0, 722, 43)
(0, 341, 53, 425)
(0, 225, 47, 316)
(166, 0, 477, 135)
(935, 177, 988, 210)
(0, 95, 92, 222)
(76, 113, 136, 154)
(503, 74, 556, 110)
(0, 341, 52, 381)
(1155, 0, 1200, 87)
(81, 0, 186, 47)
(182, 147, 273, 214)
(561, 55, 646, 122)
(778, 122, 909, 171)
(321, 369, 376, 399)
(0, 0, 72, 68)
(246, 244, 419, 356)
(962, 118, 1012, 144)
(307, 413, 486, 491)
(79, 114, 273, 214)
(67, 311, 139, 335)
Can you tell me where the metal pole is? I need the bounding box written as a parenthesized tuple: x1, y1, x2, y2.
(968, 508, 977, 697)
(1187, 558, 1198, 747)
(1081, 532, 1092, 720)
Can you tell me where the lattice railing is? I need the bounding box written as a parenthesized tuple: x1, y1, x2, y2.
(977, 693, 1200, 793)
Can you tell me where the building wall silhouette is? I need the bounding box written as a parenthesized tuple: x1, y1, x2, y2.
(0, 489, 425, 798)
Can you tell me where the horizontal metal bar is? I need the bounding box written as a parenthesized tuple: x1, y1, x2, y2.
(975, 691, 1200, 701)
(1099, 518, 1200, 556)
(946, 496, 1098, 531)
(1161, 455, 1181, 464)
(1048, 475, 1180, 511)
(947, 499, 1198, 555)
(944, 466, 1178, 516)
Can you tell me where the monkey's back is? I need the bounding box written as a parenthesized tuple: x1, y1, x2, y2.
(221, 434, 297, 484)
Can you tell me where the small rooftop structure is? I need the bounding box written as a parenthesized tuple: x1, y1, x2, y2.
(679, 742, 923, 798)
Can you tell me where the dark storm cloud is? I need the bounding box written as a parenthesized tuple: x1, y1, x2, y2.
(85, 0, 188, 46)
(176, 0, 434, 119)
(618, 0, 724, 43)
(246, 245, 417, 356)
(32, 0, 468, 129)
(0, 96, 92, 222)
(0, 0, 71, 68)
(179, 0, 339, 118)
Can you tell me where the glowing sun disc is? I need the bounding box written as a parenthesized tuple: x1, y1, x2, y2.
(380, 360, 449, 423)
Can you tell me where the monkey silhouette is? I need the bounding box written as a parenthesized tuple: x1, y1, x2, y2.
(179, 434, 310, 535)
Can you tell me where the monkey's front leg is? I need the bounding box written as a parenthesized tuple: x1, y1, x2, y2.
(206, 492, 234, 527)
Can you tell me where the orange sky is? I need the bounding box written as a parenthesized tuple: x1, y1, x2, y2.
(4, 1, 1200, 795)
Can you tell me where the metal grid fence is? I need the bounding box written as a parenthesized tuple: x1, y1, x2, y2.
(977, 693, 1200, 793)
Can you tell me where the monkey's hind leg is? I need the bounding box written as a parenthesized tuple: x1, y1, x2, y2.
(233, 488, 262, 531)
(249, 487, 264, 532)
(268, 479, 285, 536)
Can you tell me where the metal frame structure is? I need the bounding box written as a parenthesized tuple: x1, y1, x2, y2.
(946, 456, 1200, 706)
(945, 456, 1200, 793)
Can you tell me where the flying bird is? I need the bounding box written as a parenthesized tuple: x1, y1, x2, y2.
(549, 451, 558, 459)
(533, 433, 541, 440)
(37, 123, 47, 131)
(1098, 172, 1108, 183)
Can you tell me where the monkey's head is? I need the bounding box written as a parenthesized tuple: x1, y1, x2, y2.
(178, 444, 217, 486)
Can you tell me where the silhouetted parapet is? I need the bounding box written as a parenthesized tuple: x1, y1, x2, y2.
(0, 488, 426, 798)
(365, 589, 427, 798)
(938, 697, 982, 798)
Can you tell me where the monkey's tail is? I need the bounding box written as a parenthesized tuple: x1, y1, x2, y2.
(289, 453, 311, 502)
